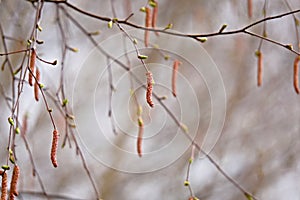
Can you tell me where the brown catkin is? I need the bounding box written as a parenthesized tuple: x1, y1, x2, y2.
(257, 52, 263, 87)
(248, 0, 252, 19)
(294, 56, 300, 94)
(10, 165, 20, 197)
(29, 49, 36, 86)
(9, 192, 14, 200)
(137, 117, 144, 157)
(22, 114, 28, 136)
(146, 71, 154, 107)
(144, 7, 152, 47)
(172, 60, 181, 97)
(151, 1, 159, 36)
(51, 129, 59, 168)
(34, 67, 40, 101)
(1, 172, 7, 200)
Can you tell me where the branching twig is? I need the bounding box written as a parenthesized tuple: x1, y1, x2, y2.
(32, 0, 300, 55)
(60, 7, 258, 199)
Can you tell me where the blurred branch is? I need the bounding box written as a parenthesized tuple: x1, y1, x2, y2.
(20, 134, 48, 198)
(17, 190, 88, 200)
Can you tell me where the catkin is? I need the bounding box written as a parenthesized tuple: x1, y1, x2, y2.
(146, 71, 154, 107)
(9, 191, 15, 200)
(10, 165, 20, 197)
(248, 0, 252, 18)
(294, 56, 300, 94)
(172, 60, 180, 97)
(29, 49, 36, 86)
(51, 129, 59, 168)
(1, 172, 7, 200)
(137, 117, 144, 157)
(22, 114, 28, 136)
(34, 67, 40, 101)
(257, 52, 263, 87)
(144, 7, 152, 47)
(151, 1, 159, 36)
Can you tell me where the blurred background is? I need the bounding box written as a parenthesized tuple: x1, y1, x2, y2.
(0, 0, 300, 199)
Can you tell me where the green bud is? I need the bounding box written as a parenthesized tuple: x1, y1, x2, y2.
(140, 7, 146, 12)
(295, 18, 299, 26)
(219, 24, 227, 33)
(13, 67, 22, 75)
(180, 123, 188, 133)
(184, 181, 190, 186)
(159, 96, 167, 100)
(89, 31, 100, 36)
(15, 127, 20, 134)
(244, 192, 254, 200)
(165, 23, 173, 30)
(263, 31, 267, 38)
(149, 0, 157, 7)
(8, 117, 14, 126)
(285, 44, 293, 50)
(138, 117, 143, 126)
(66, 114, 75, 120)
(255, 50, 261, 57)
(108, 20, 113, 29)
(70, 47, 79, 52)
(36, 40, 44, 44)
(37, 25, 43, 32)
(138, 54, 148, 59)
(1, 165, 10, 170)
(62, 99, 69, 107)
(9, 154, 15, 164)
(197, 37, 207, 43)
(27, 39, 32, 46)
(129, 89, 134, 96)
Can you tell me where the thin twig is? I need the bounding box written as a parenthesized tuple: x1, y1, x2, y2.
(60, 8, 258, 199)
(28, 0, 300, 55)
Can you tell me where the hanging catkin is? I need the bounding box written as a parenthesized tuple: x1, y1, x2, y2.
(34, 67, 40, 101)
(137, 117, 144, 157)
(28, 48, 36, 86)
(51, 129, 59, 167)
(144, 7, 152, 47)
(172, 60, 181, 97)
(151, 1, 159, 36)
(257, 52, 263, 87)
(294, 56, 300, 94)
(146, 72, 154, 107)
(9, 165, 20, 199)
(1, 172, 7, 200)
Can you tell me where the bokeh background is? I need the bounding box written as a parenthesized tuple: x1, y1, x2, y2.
(0, 0, 300, 199)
